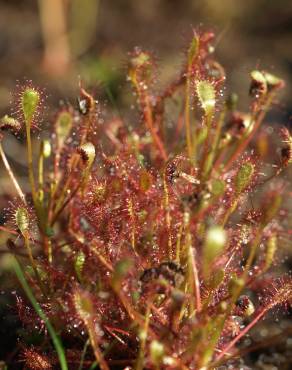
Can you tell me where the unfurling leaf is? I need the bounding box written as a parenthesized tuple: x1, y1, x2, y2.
(263, 72, 285, 90)
(77, 142, 96, 168)
(250, 70, 267, 97)
(78, 87, 96, 115)
(0, 115, 21, 132)
(250, 70, 284, 97)
(236, 295, 255, 317)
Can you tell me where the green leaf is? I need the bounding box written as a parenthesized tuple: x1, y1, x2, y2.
(74, 289, 94, 323)
(204, 226, 227, 262)
(235, 162, 255, 194)
(75, 251, 86, 282)
(209, 179, 225, 197)
(196, 80, 216, 116)
(21, 88, 40, 123)
(203, 225, 227, 279)
(15, 207, 29, 236)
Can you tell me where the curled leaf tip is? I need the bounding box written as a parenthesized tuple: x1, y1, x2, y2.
(263, 71, 285, 90)
(250, 70, 267, 97)
(78, 87, 95, 115)
(77, 142, 96, 167)
(0, 115, 21, 133)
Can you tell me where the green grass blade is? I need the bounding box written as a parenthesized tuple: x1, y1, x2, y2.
(12, 257, 68, 370)
(78, 339, 90, 370)
(88, 361, 98, 370)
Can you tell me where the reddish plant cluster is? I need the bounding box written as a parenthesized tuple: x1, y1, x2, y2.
(0, 30, 291, 369)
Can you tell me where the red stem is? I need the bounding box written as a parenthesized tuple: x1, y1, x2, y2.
(215, 308, 267, 362)
(141, 92, 168, 161)
(224, 96, 274, 172)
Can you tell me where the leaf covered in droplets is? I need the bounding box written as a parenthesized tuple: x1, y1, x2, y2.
(73, 289, 94, 323)
(74, 251, 86, 282)
(196, 80, 216, 116)
(21, 88, 40, 123)
(235, 162, 255, 194)
(209, 178, 225, 196)
(15, 207, 29, 236)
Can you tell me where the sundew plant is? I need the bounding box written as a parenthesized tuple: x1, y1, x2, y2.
(0, 30, 291, 370)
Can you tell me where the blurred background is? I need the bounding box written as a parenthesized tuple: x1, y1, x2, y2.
(0, 0, 292, 113)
